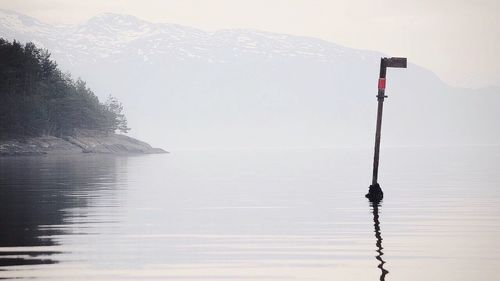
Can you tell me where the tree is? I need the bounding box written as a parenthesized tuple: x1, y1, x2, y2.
(105, 95, 130, 134)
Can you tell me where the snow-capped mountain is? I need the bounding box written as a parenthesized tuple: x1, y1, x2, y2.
(1, 9, 499, 149)
(1, 10, 370, 66)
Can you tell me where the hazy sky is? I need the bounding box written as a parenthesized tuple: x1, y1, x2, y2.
(1, 0, 499, 88)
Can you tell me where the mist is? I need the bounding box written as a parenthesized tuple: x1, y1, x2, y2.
(2, 6, 500, 281)
(1, 9, 499, 151)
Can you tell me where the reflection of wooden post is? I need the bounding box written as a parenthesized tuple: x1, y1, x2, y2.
(372, 202, 388, 281)
(366, 57, 407, 201)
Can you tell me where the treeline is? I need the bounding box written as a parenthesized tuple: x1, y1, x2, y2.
(0, 38, 129, 139)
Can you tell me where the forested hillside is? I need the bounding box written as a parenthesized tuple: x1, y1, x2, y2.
(0, 38, 128, 139)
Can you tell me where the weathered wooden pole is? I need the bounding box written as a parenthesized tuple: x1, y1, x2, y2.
(366, 57, 407, 202)
(372, 58, 387, 186)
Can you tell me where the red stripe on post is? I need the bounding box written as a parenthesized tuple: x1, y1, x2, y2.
(378, 78, 386, 89)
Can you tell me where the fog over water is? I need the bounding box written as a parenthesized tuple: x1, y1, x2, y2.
(1, 146, 500, 280)
(1, 10, 499, 150)
(1, 8, 500, 281)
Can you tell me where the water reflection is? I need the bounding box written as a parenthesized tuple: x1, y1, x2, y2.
(1, 147, 500, 280)
(370, 199, 388, 281)
(0, 155, 123, 268)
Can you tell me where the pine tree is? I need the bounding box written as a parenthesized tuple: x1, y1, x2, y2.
(105, 95, 130, 133)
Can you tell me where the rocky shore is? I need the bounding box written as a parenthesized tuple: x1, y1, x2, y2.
(0, 130, 167, 156)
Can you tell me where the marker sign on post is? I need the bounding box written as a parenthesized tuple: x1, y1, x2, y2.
(386, 57, 407, 68)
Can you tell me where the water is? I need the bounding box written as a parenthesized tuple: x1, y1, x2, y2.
(1, 146, 500, 280)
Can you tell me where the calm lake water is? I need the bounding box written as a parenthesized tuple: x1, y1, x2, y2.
(1, 146, 500, 280)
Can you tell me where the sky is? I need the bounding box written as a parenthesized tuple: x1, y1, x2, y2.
(1, 0, 499, 89)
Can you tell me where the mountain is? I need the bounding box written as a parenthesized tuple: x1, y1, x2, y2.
(1, 9, 499, 149)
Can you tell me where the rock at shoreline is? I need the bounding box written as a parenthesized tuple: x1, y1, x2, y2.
(0, 130, 167, 156)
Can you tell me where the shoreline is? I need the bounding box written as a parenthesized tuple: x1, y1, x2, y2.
(0, 130, 167, 156)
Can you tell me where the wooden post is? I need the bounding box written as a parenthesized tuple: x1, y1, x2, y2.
(366, 57, 407, 202)
(372, 58, 387, 186)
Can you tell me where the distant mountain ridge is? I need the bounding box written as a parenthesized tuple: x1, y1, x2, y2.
(0, 9, 368, 66)
(1, 9, 499, 149)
